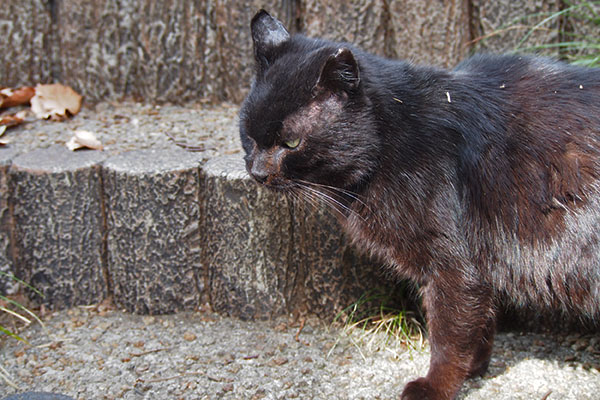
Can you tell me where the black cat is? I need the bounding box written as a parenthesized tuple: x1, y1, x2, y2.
(239, 10, 600, 400)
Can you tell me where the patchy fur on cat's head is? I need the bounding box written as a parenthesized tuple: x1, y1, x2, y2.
(239, 10, 381, 196)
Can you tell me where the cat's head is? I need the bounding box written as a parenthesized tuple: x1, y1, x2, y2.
(239, 10, 380, 196)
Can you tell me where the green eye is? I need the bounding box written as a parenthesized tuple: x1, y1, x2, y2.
(284, 138, 301, 149)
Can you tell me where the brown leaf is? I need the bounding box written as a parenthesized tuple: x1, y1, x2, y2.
(0, 110, 27, 127)
(30, 83, 82, 121)
(0, 86, 35, 109)
(0, 125, 7, 146)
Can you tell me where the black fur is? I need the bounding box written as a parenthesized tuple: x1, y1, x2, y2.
(240, 10, 600, 400)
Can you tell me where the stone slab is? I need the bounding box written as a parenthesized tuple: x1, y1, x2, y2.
(103, 149, 203, 314)
(55, 1, 295, 104)
(9, 145, 108, 309)
(204, 2, 298, 103)
(290, 202, 393, 319)
(56, 0, 209, 103)
(201, 156, 394, 320)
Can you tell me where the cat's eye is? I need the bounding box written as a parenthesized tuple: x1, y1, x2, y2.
(284, 138, 301, 149)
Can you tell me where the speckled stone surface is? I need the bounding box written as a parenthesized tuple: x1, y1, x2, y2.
(8, 146, 108, 309)
(201, 156, 294, 319)
(1, 308, 599, 400)
(103, 149, 204, 314)
(0, 147, 18, 295)
(1, 392, 74, 400)
(0, 102, 241, 158)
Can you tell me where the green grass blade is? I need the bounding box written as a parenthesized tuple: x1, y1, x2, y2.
(514, 7, 578, 52)
(0, 306, 31, 324)
(0, 325, 30, 345)
(0, 271, 44, 298)
(0, 295, 44, 327)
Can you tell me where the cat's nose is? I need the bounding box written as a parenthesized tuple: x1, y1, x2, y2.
(250, 169, 269, 184)
(248, 152, 273, 184)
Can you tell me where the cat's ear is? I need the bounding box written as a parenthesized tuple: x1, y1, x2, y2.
(315, 48, 360, 94)
(251, 10, 290, 69)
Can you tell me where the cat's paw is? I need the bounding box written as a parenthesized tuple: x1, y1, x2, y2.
(401, 378, 438, 400)
(467, 358, 490, 379)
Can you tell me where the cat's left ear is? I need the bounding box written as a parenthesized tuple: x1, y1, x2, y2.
(251, 10, 290, 69)
(315, 48, 360, 94)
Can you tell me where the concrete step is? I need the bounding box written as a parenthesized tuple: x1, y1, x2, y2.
(0, 102, 392, 319)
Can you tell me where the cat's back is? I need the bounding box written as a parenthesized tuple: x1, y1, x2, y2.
(454, 53, 600, 113)
(446, 54, 600, 313)
(455, 53, 599, 83)
(451, 53, 600, 180)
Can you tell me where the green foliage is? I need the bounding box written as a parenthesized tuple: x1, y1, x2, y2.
(0, 271, 44, 345)
(333, 288, 425, 354)
(481, 1, 600, 67)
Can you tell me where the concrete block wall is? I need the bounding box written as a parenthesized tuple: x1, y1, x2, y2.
(0, 145, 394, 319)
(1, 0, 588, 104)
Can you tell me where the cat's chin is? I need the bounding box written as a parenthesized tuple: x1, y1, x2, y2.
(254, 178, 294, 194)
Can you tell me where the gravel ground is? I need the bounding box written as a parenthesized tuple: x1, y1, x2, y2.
(0, 305, 599, 400)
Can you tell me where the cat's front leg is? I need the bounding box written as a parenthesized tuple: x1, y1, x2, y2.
(401, 270, 496, 400)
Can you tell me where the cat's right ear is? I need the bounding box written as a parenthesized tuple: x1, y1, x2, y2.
(251, 10, 290, 70)
(314, 48, 360, 95)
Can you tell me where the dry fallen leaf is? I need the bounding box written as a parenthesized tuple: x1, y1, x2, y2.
(0, 110, 28, 128)
(0, 125, 7, 146)
(30, 83, 82, 121)
(66, 130, 103, 151)
(0, 86, 35, 109)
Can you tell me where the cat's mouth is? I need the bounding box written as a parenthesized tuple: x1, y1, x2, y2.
(258, 181, 295, 195)
(248, 170, 293, 192)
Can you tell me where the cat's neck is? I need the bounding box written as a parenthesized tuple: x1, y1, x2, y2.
(340, 61, 468, 270)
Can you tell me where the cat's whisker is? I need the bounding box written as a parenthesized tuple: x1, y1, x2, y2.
(295, 179, 374, 218)
(295, 179, 362, 200)
(292, 183, 339, 213)
(293, 184, 329, 212)
(287, 185, 316, 209)
(291, 187, 319, 210)
(293, 181, 368, 222)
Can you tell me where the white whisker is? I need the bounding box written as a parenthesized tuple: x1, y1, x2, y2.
(295, 179, 372, 212)
(292, 181, 368, 222)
